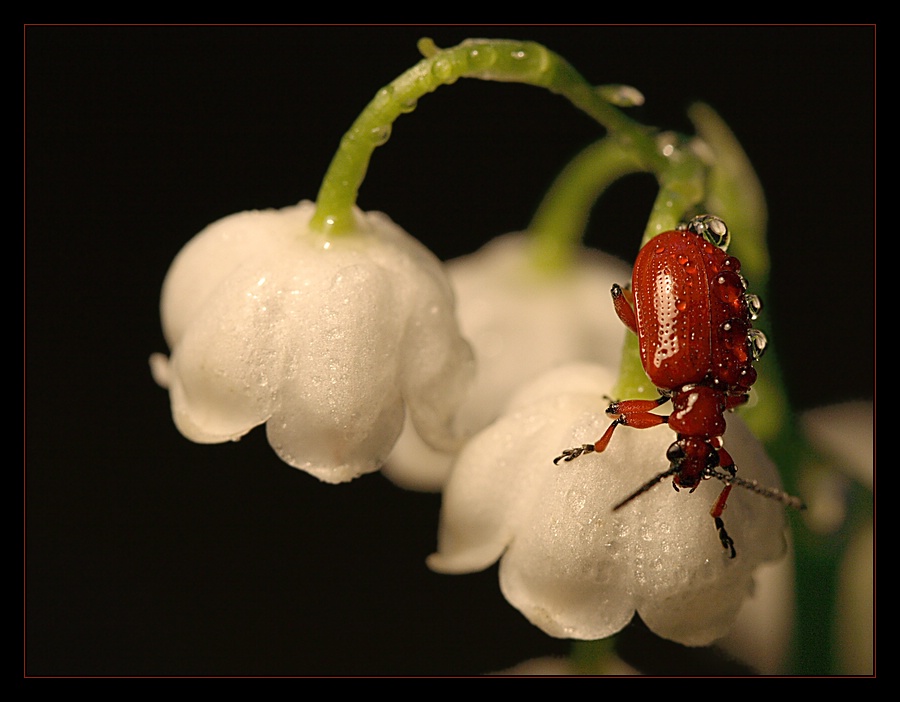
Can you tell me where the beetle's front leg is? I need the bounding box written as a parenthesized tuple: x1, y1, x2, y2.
(710, 439, 738, 478)
(553, 444, 596, 464)
(611, 284, 638, 335)
(554, 395, 671, 464)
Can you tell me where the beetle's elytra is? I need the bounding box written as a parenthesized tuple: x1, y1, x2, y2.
(555, 215, 803, 558)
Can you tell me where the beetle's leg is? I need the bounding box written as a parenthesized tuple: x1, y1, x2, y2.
(553, 443, 596, 464)
(605, 395, 670, 416)
(554, 395, 671, 464)
(710, 483, 737, 558)
(594, 398, 670, 447)
(714, 442, 738, 478)
(611, 284, 638, 335)
(708, 443, 737, 556)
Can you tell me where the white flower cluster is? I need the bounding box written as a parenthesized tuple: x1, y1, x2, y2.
(384, 233, 631, 491)
(153, 204, 793, 649)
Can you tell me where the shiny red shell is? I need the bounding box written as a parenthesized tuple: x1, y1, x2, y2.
(628, 228, 757, 396)
(553, 218, 799, 558)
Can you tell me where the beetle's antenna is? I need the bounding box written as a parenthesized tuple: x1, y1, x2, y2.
(707, 469, 806, 511)
(612, 465, 678, 511)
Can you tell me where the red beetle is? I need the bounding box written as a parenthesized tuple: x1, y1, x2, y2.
(555, 215, 803, 557)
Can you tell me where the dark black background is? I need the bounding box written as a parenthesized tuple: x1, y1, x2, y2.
(25, 25, 875, 676)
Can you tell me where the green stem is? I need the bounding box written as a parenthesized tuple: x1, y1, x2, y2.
(527, 137, 648, 272)
(310, 37, 665, 235)
(569, 637, 621, 674)
(609, 136, 709, 401)
(643, 163, 707, 244)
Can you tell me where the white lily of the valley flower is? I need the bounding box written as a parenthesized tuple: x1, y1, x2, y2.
(150, 200, 474, 484)
(428, 362, 789, 646)
(383, 234, 631, 491)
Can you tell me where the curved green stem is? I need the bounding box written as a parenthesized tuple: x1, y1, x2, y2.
(310, 37, 665, 235)
(527, 137, 648, 272)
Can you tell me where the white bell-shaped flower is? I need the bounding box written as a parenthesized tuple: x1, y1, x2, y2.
(383, 233, 631, 490)
(151, 200, 474, 484)
(428, 362, 789, 646)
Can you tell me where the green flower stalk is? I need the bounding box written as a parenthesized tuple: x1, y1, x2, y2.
(310, 38, 665, 235)
(527, 136, 648, 273)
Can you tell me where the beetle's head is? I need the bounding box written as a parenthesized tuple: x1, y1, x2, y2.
(668, 437, 719, 491)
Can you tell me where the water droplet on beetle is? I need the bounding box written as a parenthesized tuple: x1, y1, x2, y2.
(688, 215, 730, 250)
(744, 293, 763, 320)
(723, 256, 741, 274)
(747, 328, 768, 360)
